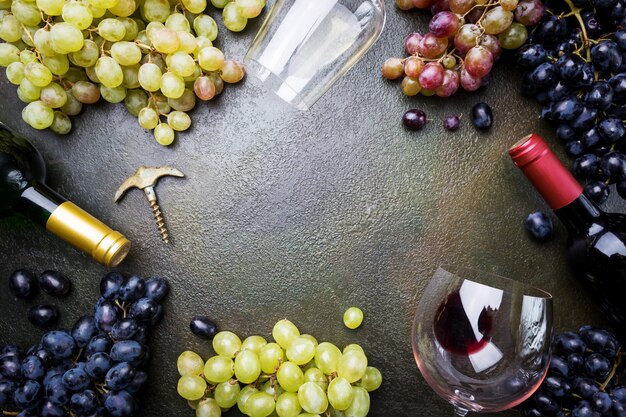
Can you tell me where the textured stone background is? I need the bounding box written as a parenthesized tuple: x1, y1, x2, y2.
(0, 3, 617, 416)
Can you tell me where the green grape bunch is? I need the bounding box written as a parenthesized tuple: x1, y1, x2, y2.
(0, 0, 266, 146)
(177, 319, 383, 417)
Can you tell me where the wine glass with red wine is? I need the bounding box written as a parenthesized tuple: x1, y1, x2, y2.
(412, 267, 553, 417)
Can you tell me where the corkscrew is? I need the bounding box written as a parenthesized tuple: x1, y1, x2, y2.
(114, 166, 185, 244)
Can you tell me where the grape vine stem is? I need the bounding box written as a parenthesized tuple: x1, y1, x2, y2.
(600, 351, 623, 391)
(563, 0, 591, 61)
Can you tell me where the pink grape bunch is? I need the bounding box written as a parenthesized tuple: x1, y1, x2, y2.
(383, 0, 546, 97)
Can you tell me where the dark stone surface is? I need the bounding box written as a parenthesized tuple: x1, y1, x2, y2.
(0, 3, 618, 417)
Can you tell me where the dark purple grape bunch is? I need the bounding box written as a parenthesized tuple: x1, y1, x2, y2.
(0, 272, 168, 417)
(518, 0, 626, 205)
(521, 325, 623, 417)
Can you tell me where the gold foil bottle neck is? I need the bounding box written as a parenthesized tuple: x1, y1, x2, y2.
(46, 202, 131, 267)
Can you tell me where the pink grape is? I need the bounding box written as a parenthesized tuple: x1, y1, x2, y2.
(418, 62, 444, 89)
(460, 66, 482, 91)
(435, 69, 460, 97)
(396, 0, 415, 10)
(382, 57, 405, 79)
(419, 33, 448, 58)
(465, 7, 484, 23)
(404, 56, 424, 77)
(449, 0, 473, 14)
(454, 24, 481, 54)
(429, 11, 460, 38)
(412, 0, 435, 8)
(464, 46, 493, 78)
(404, 32, 422, 55)
(194, 76, 216, 100)
(402, 76, 422, 96)
(430, 0, 450, 14)
(514, 0, 544, 26)
(479, 35, 502, 61)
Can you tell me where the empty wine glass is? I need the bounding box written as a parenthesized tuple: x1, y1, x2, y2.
(412, 266, 553, 417)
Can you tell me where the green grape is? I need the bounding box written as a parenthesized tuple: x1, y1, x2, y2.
(262, 379, 285, 398)
(246, 392, 275, 417)
(109, 0, 136, 17)
(17, 86, 36, 103)
(50, 111, 71, 134)
(85, 65, 100, 83)
(314, 343, 341, 375)
(150, 28, 180, 53)
(337, 350, 367, 384)
(22, 100, 54, 129)
(177, 375, 207, 401)
(193, 75, 216, 101)
(178, 351, 205, 376)
(214, 380, 240, 409)
(182, 0, 206, 14)
(276, 392, 302, 417)
(111, 41, 142, 66)
(138, 62, 162, 92)
(17, 78, 41, 101)
(62, 2, 93, 29)
(277, 362, 304, 393)
(152, 91, 171, 114)
(50, 22, 84, 53)
(71, 81, 101, 104)
(0, 14, 22, 42)
(197, 47, 224, 72)
(154, 122, 175, 145)
(188, 399, 201, 410)
(359, 367, 382, 392)
(160, 71, 185, 98)
(19, 50, 37, 64)
(60, 88, 83, 115)
(203, 355, 235, 383)
(69, 40, 100, 68)
(123, 88, 148, 116)
(98, 18, 126, 41)
(63, 67, 88, 83)
(95, 56, 124, 88)
(183, 63, 202, 82)
(344, 387, 369, 417)
(222, 2, 247, 32)
(286, 337, 316, 366)
(165, 12, 190, 32)
(212, 331, 242, 358)
(145, 21, 165, 39)
(498, 22, 527, 49)
(177, 31, 197, 54)
(196, 398, 221, 417)
(259, 342, 284, 374)
(141, 0, 170, 22)
(122, 64, 140, 88)
(343, 307, 363, 330)
(220, 60, 245, 83)
(120, 17, 139, 40)
(297, 382, 328, 415)
(326, 378, 353, 411)
(303, 368, 327, 391)
(168, 51, 196, 77)
(33, 29, 56, 57)
(480, 6, 513, 35)
(138, 106, 159, 129)
(342, 345, 364, 355)
(328, 407, 345, 417)
(299, 335, 318, 348)
(24, 62, 53, 87)
(88, 4, 106, 17)
(168, 87, 195, 111)
(242, 336, 268, 354)
(36, 0, 63, 15)
(193, 36, 213, 57)
(193, 14, 218, 40)
(210, 0, 229, 8)
(40, 82, 67, 108)
(6, 61, 25, 85)
(20, 25, 37, 47)
(88, 0, 119, 10)
(273, 320, 300, 349)
(11, 1, 40, 26)
(41, 54, 69, 76)
(101, 84, 127, 103)
(297, 414, 320, 417)
(237, 385, 259, 415)
(234, 350, 262, 384)
(0, 43, 20, 66)
(136, 29, 150, 46)
(235, 0, 264, 18)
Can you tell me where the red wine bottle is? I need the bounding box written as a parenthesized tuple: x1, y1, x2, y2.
(510, 133, 626, 340)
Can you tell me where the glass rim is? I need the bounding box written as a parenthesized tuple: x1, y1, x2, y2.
(435, 265, 553, 300)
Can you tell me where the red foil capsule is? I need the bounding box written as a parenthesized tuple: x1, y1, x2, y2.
(509, 133, 583, 210)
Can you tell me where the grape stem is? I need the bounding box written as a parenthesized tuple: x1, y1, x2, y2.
(563, 0, 591, 61)
(2, 411, 19, 416)
(600, 350, 623, 391)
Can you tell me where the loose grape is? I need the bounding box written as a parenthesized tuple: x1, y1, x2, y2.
(195, 398, 221, 417)
(259, 342, 284, 374)
(177, 351, 205, 376)
(360, 366, 382, 392)
(96, 56, 124, 88)
(237, 385, 259, 415)
(138, 106, 160, 129)
(327, 377, 353, 411)
(182, 0, 207, 14)
(234, 350, 261, 384)
(72, 80, 101, 104)
(214, 380, 240, 409)
(337, 350, 367, 383)
(203, 355, 234, 383)
(50, 22, 84, 53)
(6, 61, 25, 85)
(69, 39, 100, 68)
(246, 392, 275, 417)
(236, 0, 265, 18)
(273, 320, 300, 349)
(40, 82, 67, 108)
(343, 307, 364, 329)
(314, 343, 341, 375)
(286, 337, 316, 366)
(22, 100, 54, 129)
(194, 15, 219, 41)
(344, 387, 369, 417)
(297, 382, 328, 415)
(138, 63, 163, 92)
(160, 71, 185, 98)
(154, 122, 175, 146)
(62, 2, 93, 29)
(223, 1, 247, 32)
(213, 331, 242, 358)
(111, 42, 142, 66)
(124, 88, 148, 116)
(381, 57, 404, 80)
(303, 368, 328, 391)
(241, 336, 268, 353)
(0, 14, 22, 42)
(277, 362, 304, 393)
(177, 375, 207, 401)
(276, 392, 302, 417)
(50, 111, 72, 134)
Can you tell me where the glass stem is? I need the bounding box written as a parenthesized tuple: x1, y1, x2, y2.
(454, 407, 469, 417)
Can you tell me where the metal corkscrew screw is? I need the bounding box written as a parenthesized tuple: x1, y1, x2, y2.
(114, 166, 185, 244)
